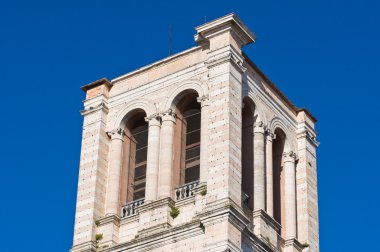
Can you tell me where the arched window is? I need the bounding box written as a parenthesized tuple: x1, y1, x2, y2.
(183, 105, 201, 184)
(273, 128, 286, 233)
(241, 99, 255, 209)
(172, 93, 201, 189)
(120, 112, 148, 204)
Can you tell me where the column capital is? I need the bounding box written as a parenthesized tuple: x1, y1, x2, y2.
(107, 128, 125, 141)
(283, 151, 297, 162)
(253, 121, 265, 134)
(145, 113, 161, 127)
(265, 129, 276, 142)
(197, 95, 210, 107)
(160, 109, 176, 123)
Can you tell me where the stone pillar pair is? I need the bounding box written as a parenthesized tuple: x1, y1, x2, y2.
(105, 96, 209, 215)
(159, 95, 210, 198)
(104, 114, 161, 215)
(253, 122, 297, 239)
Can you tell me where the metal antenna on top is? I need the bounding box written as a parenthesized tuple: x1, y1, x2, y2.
(168, 24, 172, 56)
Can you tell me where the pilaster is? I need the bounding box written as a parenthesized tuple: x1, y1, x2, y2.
(296, 111, 319, 251)
(72, 79, 110, 249)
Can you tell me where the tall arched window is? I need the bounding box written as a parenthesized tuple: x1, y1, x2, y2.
(273, 128, 286, 233)
(241, 99, 255, 209)
(172, 93, 201, 189)
(120, 112, 148, 204)
(183, 104, 201, 184)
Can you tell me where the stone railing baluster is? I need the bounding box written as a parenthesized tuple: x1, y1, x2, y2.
(121, 198, 145, 218)
(175, 180, 199, 200)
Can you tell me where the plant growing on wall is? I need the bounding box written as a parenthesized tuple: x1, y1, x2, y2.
(170, 207, 180, 218)
(95, 233, 103, 248)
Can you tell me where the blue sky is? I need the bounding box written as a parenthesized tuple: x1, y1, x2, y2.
(0, 0, 379, 251)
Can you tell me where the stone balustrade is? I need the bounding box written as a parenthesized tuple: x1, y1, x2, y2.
(175, 180, 199, 200)
(121, 198, 145, 217)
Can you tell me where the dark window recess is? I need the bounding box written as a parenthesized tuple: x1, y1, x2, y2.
(131, 124, 148, 201)
(184, 109, 201, 184)
(185, 165, 200, 184)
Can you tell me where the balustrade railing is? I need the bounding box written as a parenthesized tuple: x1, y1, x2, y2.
(121, 198, 144, 217)
(175, 180, 199, 200)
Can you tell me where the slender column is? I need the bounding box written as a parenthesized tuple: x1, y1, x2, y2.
(283, 151, 297, 239)
(144, 115, 161, 203)
(197, 95, 210, 184)
(158, 110, 176, 198)
(106, 128, 125, 216)
(265, 130, 275, 217)
(253, 121, 266, 210)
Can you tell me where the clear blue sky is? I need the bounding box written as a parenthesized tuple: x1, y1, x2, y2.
(0, 1, 379, 251)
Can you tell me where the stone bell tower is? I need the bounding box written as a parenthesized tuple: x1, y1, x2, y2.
(71, 13, 319, 252)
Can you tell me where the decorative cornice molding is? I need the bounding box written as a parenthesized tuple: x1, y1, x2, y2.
(80, 101, 109, 116)
(205, 46, 247, 72)
(297, 129, 320, 147)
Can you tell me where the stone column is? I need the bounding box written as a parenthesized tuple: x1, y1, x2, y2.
(283, 151, 297, 239)
(144, 115, 161, 203)
(106, 128, 125, 216)
(253, 121, 265, 210)
(158, 110, 176, 198)
(197, 95, 210, 185)
(265, 130, 275, 217)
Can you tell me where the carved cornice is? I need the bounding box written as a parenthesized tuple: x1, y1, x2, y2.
(297, 129, 320, 147)
(205, 46, 247, 73)
(80, 101, 109, 116)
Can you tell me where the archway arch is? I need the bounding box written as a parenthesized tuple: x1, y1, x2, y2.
(163, 80, 208, 112)
(112, 98, 156, 130)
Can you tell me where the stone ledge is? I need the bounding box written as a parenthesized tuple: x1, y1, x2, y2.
(252, 209, 281, 233)
(98, 214, 120, 227)
(139, 197, 175, 213)
(199, 197, 250, 232)
(100, 220, 203, 252)
(283, 238, 303, 252)
(70, 241, 97, 252)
